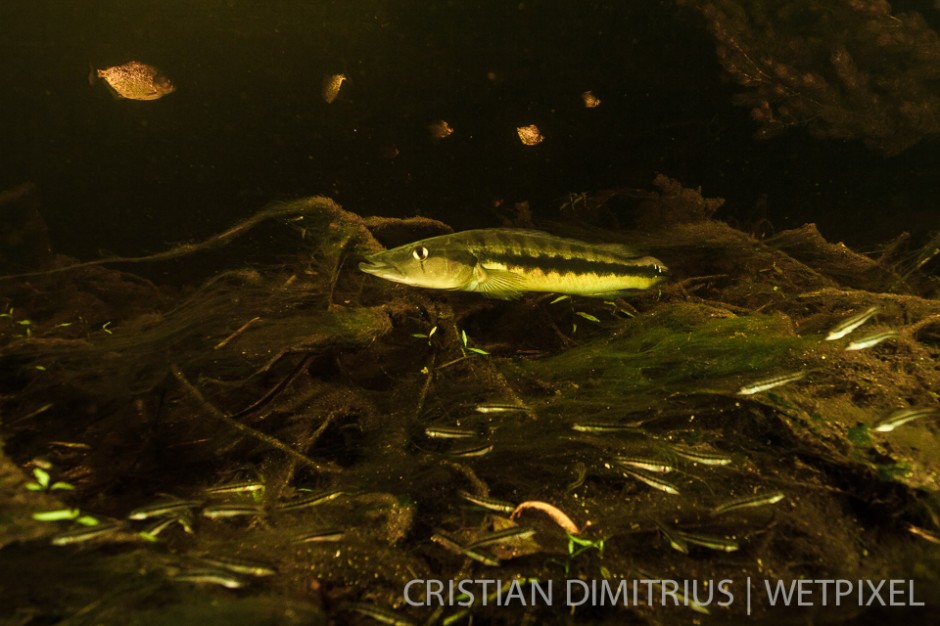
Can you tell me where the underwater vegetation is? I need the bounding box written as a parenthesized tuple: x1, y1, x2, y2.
(0, 181, 938, 625)
(679, 0, 940, 154)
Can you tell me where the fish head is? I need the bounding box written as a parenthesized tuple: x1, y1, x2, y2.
(359, 238, 477, 290)
(640, 257, 671, 284)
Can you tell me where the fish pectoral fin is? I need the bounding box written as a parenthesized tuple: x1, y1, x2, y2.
(472, 266, 526, 300)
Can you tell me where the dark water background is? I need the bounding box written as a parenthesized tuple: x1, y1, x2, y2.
(1, 0, 938, 262)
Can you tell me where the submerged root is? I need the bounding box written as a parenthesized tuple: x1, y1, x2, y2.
(171, 365, 341, 475)
(1, 189, 938, 624)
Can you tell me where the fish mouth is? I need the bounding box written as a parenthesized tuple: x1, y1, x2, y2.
(358, 256, 401, 278)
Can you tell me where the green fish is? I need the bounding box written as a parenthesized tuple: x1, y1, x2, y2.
(359, 229, 668, 299)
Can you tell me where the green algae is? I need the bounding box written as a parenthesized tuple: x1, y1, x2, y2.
(513, 308, 808, 407)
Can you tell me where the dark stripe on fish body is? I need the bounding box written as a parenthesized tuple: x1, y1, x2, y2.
(459, 230, 636, 264)
(464, 230, 492, 252)
(487, 230, 515, 254)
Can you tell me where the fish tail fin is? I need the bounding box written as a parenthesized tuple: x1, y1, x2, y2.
(87, 64, 98, 86)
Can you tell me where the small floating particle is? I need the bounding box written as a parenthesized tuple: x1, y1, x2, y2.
(428, 119, 454, 139)
(93, 61, 175, 100)
(516, 124, 544, 146)
(377, 144, 400, 160)
(322, 73, 347, 104)
(581, 90, 601, 108)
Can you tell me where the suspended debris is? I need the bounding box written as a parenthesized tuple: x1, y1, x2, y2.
(516, 124, 544, 146)
(428, 119, 454, 139)
(92, 61, 175, 101)
(322, 73, 347, 104)
(581, 90, 601, 108)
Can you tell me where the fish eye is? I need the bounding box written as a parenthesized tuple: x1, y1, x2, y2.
(412, 246, 429, 261)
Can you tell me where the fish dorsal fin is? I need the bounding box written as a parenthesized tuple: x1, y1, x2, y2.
(470, 264, 527, 300)
(482, 228, 640, 258)
(590, 241, 640, 257)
